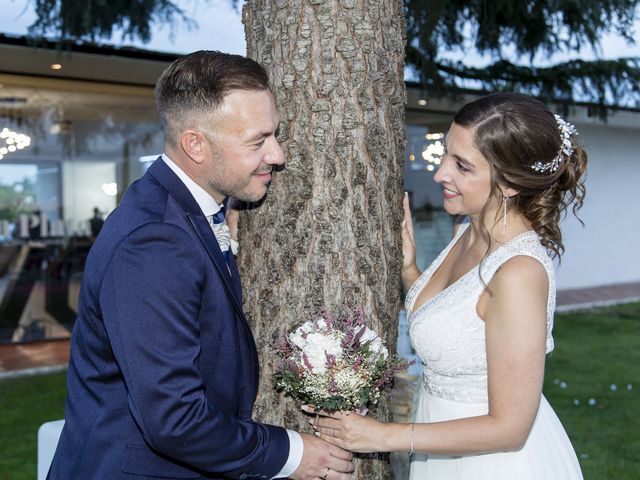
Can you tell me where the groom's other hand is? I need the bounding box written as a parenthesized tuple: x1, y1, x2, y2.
(289, 433, 354, 480)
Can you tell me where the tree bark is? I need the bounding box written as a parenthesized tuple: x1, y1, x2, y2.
(241, 1, 406, 477)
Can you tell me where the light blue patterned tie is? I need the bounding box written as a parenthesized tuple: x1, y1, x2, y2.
(210, 207, 230, 263)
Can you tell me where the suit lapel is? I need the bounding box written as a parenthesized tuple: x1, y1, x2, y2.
(186, 213, 244, 311)
(188, 214, 259, 400)
(148, 158, 259, 394)
(225, 252, 259, 397)
(148, 158, 202, 214)
(147, 159, 241, 304)
(226, 252, 243, 302)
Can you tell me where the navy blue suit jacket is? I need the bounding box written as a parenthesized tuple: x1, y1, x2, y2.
(48, 159, 289, 479)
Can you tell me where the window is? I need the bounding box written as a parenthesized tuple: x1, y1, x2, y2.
(404, 123, 454, 271)
(0, 76, 163, 343)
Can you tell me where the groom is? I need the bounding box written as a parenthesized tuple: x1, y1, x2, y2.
(48, 51, 353, 480)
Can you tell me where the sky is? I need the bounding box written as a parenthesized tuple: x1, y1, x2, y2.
(0, 0, 247, 55)
(0, 0, 639, 65)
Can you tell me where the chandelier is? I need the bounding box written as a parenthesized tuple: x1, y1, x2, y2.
(0, 127, 32, 160)
(408, 131, 445, 173)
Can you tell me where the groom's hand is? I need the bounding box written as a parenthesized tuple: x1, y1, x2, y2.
(289, 432, 354, 480)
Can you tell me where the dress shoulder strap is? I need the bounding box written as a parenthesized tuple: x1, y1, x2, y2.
(478, 231, 556, 354)
(479, 232, 553, 284)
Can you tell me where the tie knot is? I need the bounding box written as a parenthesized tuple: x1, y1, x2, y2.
(211, 209, 225, 225)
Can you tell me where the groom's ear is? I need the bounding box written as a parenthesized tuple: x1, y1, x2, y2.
(180, 130, 208, 165)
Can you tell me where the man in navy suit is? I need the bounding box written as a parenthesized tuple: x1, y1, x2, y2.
(48, 51, 354, 480)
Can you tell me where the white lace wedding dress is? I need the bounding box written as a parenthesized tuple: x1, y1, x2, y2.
(407, 220, 583, 479)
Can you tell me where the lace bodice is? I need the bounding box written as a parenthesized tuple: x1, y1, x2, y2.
(406, 220, 556, 403)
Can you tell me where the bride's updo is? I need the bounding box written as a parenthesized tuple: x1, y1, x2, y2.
(453, 92, 587, 258)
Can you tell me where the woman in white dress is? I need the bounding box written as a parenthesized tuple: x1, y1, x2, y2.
(311, 93, 586, 479)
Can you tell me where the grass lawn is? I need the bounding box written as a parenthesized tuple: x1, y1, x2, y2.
(543, 302, 640, 478)
(0, 303, 638, 479)
(0, 370, 66, 480)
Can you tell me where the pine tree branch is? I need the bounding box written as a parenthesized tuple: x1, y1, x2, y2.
(425, 57, 640, 116)
(405, 0, 640, 113)
(27, 0, 196, 43)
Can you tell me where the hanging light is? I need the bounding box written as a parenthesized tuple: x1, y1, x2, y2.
(425, 132, 444, 140)
(421, 139, 445, 163)
(0, 127, 31, 160)
(419, 132, 446, 173)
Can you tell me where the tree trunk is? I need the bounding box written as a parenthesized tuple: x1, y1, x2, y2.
(241, 1, 406, 477)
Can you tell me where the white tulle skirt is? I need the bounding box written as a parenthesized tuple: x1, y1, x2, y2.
(409, 391, 583, 480)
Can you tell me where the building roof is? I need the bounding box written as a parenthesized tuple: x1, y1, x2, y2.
(0, 33, 179, 87)
(1, 33, 639, 129)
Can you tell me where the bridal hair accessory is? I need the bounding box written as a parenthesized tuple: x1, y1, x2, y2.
(530, 114, 577, 174)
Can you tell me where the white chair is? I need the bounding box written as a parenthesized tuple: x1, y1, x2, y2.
(37, 419, 65, 480)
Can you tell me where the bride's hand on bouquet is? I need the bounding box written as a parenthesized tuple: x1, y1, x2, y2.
(303, 406, 384, 453)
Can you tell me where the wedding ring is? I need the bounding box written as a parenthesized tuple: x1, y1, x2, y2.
(322, 467, 330, 480)
(331, 427, 336, 437)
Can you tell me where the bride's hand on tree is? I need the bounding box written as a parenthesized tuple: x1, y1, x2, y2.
(401, 192, 421, 288)
(306, 408, 385, 453)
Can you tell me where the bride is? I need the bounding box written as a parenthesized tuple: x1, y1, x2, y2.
(311, 93, 585, 479)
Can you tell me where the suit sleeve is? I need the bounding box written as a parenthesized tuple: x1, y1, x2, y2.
(99, 221, 289, 478)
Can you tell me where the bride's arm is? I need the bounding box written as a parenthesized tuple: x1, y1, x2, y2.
(313, 255, 549, 455)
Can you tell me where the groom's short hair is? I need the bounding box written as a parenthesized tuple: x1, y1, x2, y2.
(155, 50, 271, 146)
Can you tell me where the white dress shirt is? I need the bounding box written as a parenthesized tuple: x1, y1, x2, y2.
(161, 154, 303, 478)
(162, 154, 238, 255)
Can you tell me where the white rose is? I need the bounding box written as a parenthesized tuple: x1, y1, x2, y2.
(358, 328, 389, 359)
(289, 331, 306, 351)
(361, 335, 388, 360)
(300, 320, 315, 334)
(303, 332, 343, 374)
(372, 339, 389, 359)
(316, 318, 329, 330)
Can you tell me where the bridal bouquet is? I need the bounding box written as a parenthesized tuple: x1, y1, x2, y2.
(274, 310, 412, 412)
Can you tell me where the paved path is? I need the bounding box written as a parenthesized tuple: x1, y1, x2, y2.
(0, 339, 70, 378)
(556, 281, 640, 311)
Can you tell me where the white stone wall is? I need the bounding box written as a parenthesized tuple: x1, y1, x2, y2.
(557, 120, 640, 289)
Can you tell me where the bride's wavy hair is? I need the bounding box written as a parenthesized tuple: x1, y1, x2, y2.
(453, 92, 587, 259)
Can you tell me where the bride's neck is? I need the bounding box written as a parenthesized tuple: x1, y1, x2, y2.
(466, 210, 531, 250)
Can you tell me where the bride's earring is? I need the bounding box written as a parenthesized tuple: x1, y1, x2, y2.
(502, 195, 508, 233)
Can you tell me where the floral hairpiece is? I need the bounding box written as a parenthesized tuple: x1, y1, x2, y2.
(531, 114, 578, 174)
